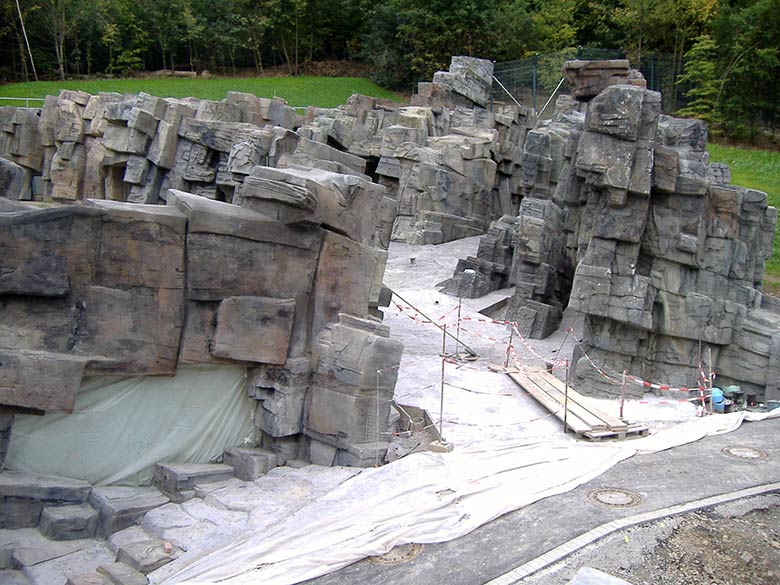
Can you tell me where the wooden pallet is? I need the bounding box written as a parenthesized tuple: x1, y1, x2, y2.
(506, 366, 648, 441)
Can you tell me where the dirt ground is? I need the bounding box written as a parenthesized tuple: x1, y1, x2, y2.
(524, 495, 780, 585)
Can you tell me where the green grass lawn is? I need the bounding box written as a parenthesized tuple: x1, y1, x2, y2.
(0, 76, 403, 108)
(708, 143, 780, 290)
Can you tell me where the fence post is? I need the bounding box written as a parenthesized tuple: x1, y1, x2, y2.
(532, 55, 538, 112)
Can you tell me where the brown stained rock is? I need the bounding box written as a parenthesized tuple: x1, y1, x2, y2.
(562, 59, 631, 100)
(0, 350, 88, 412)
(311, 231, 385, 339)
(212, 296, 296, 364)
(179, 301, 220, 365)
(85, 200, 186, 290)
(75, 285, 183, 376)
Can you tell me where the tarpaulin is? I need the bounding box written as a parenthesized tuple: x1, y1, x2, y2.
(5, 364, 255, 486)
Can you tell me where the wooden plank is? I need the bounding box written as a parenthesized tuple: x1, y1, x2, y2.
(526, 371, 611, 430)
(526, 367, 628, 431)
(584, 424, 649, 441)
(508, 371, 592, 434)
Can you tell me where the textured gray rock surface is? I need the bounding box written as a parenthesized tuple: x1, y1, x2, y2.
(0, 86, 403, 470)
(0, 471, 91, 529)
(443, 60, 780, 402)
(301, 56, 535, 246)
(39, 504, 98, 540)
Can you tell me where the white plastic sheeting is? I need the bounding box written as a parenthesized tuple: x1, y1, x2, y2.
(5, 364, 255, 486)
(164, 410, 779, 585)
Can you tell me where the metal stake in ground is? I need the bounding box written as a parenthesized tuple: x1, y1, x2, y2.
(620, 369, 626, 420)
(563, 359, 570, 434)
(429, 326, 454, 453)
(504, 325, 515, 369)
(455, 297, 462, 358)
(708, 347, 714, 414)
(440, 324, 446, 439)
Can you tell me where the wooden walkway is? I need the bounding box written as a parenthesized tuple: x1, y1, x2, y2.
(505, 366, 649, 441)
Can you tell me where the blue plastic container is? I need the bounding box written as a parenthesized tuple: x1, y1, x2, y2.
(711, 388, 724, 412)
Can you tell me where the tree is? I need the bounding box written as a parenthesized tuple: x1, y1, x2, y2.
(676, 34, 718, 124)
(362, 0, 498, 89)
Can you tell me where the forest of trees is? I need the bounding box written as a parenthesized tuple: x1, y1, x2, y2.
(1, 0, 778, 140)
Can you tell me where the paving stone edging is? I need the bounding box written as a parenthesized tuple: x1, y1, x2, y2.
(484, 481, 780, 585)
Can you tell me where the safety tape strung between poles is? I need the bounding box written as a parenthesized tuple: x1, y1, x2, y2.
(399, 299, 708, 396)
(573, 333, 715, 395)
(393, 300, 567, 367)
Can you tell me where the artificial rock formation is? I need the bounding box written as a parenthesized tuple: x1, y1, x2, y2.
(0, 89, 402, 470)
(302, 56, 536, 244)
(0, 59, 535, 471)
(445, 60, 780, 401)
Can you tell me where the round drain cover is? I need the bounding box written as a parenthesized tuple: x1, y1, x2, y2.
(587, 488, 642, 508)
(723, 446, 768, 460)
(367, 543, 423, 566)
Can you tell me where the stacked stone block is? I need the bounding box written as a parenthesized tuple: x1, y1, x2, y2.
(0, 90, 301, 206)
(444, 60, 780, 402)
(0, 92, 401, 467)
(302, 56, 536, 245)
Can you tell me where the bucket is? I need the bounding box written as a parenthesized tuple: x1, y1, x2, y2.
(711, 388, 725, 413)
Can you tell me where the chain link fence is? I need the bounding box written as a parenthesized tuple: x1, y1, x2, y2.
(492, 48, 690, 117)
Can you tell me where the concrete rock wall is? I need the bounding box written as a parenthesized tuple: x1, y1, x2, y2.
(0, 89, 402, 469)
(444, 61, 780, 402)
(302, 56, 536, 245)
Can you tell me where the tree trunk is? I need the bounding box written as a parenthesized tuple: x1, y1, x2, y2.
(15, 0, 37, 81)
(253, 47, 263, 75)
(294, 17, 299, 74)
(56, 34, 66, 80)
(280, 36, 292, 75)
(17, 34, 29, 81)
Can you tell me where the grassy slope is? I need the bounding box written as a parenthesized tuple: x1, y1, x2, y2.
(0, 76, 403, 108)
(707, 144, 780, 288)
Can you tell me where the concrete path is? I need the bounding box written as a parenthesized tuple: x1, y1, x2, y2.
(304, 416, 780, 585)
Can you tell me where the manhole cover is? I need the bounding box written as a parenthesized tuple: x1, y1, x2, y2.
(587, 488, 643, 508)
(367, 543, 423, 566)
(723, 446, 768, 460)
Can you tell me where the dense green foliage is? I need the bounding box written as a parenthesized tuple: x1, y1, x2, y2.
(0, 76, 403, 107)
(708, 143, 780, 281)
(0, 0, 778, 140)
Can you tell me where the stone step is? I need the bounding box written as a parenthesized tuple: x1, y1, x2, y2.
(39, 504, 98, 540)
(115, 540, 182, 575)
(89, 486, 169, 538)
(97, 562, 148, 585)
(20, 540, 114, 585)
(222, 447, 279, 481)
(0, 570, 33, 584)
(0, 471, 91, 529)
(6, 528, 98, 570)
(65, 572, 111, 585)
(153, 463, 234, 502)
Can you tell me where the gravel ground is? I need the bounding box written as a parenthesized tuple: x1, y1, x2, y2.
(522, 494, 780, 585)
